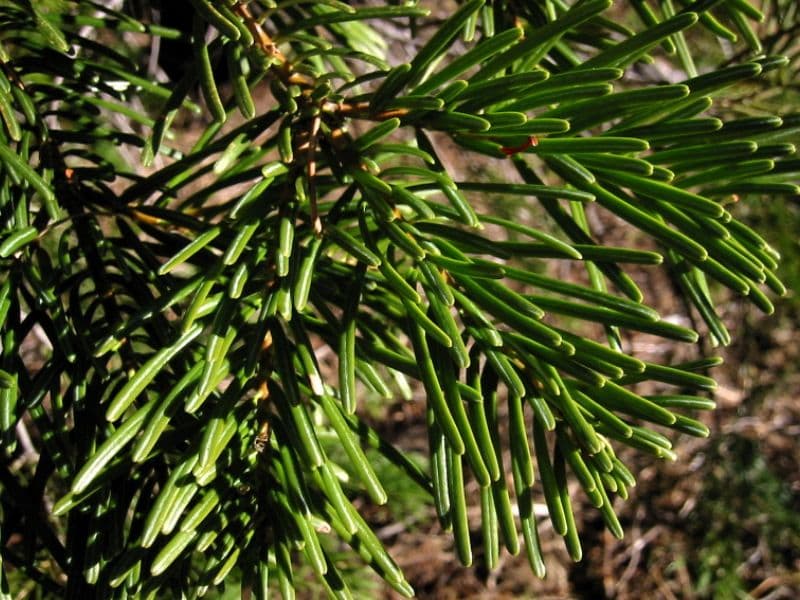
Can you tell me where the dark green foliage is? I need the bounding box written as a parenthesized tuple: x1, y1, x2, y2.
(0, 0, 796, 597)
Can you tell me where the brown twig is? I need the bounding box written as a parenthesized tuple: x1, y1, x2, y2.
(232, 1, 286, 64)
